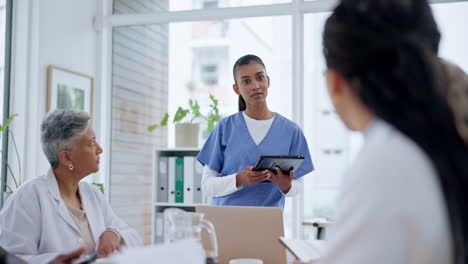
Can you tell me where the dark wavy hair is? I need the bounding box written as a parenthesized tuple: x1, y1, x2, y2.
(323, 0, 468, 262)
(232, 54, 267, 111)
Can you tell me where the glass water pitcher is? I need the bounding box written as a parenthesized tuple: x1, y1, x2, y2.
(164, 208, 218, 264)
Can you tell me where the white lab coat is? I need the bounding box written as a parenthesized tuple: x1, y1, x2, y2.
(321, 120, 453, 264)
(0, 168, 143, 264)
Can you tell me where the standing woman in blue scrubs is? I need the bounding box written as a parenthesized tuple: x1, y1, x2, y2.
(197, 54, 314, 208)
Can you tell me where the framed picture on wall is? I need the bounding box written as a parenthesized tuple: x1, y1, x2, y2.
(46, 65, 94, 114)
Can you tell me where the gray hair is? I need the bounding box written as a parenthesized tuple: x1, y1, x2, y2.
(41, 109, 91, 168)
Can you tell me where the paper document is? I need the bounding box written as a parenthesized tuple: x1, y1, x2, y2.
(97, 239, 206, 264)
(279, 237, 324, 262)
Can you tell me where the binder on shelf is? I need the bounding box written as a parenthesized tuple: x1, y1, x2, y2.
(175, 157, 184, 203)
(157, 157, 169, 203)
(168, 156, 176, 203)
(183, 156, 195, 204)
(154, 211, 165, 244)
(193, 160, 203, 204)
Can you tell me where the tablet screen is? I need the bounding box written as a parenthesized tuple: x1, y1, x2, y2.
(253, 155, 304, 173)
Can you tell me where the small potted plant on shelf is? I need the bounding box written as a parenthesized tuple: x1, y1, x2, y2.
(148, 94, 222, 148)
(148, 99, 202, 148)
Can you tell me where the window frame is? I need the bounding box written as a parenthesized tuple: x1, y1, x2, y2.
(0, 0, 14, 208)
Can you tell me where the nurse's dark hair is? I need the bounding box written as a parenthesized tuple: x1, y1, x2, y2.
(233, 54, 266, 111)
(323, 0, 468, 262)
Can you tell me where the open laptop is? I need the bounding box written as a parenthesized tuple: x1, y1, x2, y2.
(196, 205, 287, 264)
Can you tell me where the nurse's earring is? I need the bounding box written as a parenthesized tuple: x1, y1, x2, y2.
(68, 164, 74, 171)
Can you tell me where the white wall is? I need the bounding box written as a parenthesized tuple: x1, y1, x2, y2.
(10, 0, 103, 184)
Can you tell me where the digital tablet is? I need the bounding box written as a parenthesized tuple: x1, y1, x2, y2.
(253, 155, 304, 173)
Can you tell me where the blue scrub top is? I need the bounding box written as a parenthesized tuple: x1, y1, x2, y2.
(197, 111, 314, 208)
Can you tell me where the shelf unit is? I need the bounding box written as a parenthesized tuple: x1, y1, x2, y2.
(152, 148, 208, 243)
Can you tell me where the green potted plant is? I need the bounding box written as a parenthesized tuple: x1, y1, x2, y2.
(147, 94, 222, 147)
(0, 114, 23, 202)
(148, 99, 203, 147)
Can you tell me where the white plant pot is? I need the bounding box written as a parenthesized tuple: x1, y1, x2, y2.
(175, 123, 199, 148)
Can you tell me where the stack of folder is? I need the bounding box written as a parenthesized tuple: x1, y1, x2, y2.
(157, 156, 204, 204)
(154, 155, 204, 243)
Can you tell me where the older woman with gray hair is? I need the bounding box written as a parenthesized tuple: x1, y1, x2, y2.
(0, 109, 142, 264)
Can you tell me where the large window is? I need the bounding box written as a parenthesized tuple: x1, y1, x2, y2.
(302, 11, 363, 239)
(109, 9, 291, 242)
(106, 0, 468, 242)
(167, 16, 292, 146)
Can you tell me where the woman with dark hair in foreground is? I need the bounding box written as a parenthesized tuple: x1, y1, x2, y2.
(296, 0, 468, 263)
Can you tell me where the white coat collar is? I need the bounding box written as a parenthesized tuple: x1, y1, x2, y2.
(46, 168, 81, 235)
(46, 168, 102, 246)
